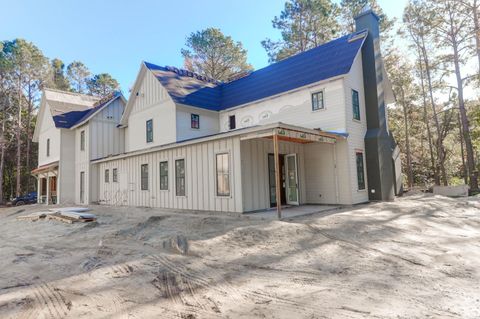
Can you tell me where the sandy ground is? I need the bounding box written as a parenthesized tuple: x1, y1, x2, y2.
(0, 194, 480, 319)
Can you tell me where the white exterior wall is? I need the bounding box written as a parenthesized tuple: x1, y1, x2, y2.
(74, 124, 89, 204)
(304, 139, 351, 205)
(344, 53, 369, 204)
(98, 136, 243, 212)
(218, 78, 346, 133)
(90, 98, 125, 160)
(176, 104, 219, 141)
(58, 129, 76, 204)
(38, 103, 61, 166)
(125, 70, 176, 152)
(240, 139, 307, 212)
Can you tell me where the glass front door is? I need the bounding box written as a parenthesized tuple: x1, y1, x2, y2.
(285, 154, 299, 205)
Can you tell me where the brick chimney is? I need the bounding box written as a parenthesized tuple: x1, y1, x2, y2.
(355, 7, 395, 201)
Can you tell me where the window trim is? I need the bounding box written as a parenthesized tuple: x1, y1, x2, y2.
(215, 152, 231, 197)
(140, 163, 149, 191)
(355, 151, 366, 191)
(175, 158, 186, 197)
(80, 130, 85, 151)
(105, 169, 109, 183)
(311, 90, 325, 111)
(146, 119, 153, 143)
(191, 113, 200, 129)
(352, 89, 361, 121)
(159, 161, 169, 191)
(112, 168, 118, 183)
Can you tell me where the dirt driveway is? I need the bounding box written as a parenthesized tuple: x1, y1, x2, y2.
(0, 194, 479, 318)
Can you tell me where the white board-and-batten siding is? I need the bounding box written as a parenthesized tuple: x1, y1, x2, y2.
(97, 136, 243, 213)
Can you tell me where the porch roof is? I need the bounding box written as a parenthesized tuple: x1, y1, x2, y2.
(92, 122, 347, 164)
(31, 161, 59, 175)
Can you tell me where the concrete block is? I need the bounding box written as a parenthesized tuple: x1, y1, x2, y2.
(433, 185, 469, 197)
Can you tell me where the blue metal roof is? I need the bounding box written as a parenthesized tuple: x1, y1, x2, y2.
(52, 92, 122, 128)
(144, 31, 365, 111)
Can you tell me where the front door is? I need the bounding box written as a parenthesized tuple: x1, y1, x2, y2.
(285, 154, 299, 205)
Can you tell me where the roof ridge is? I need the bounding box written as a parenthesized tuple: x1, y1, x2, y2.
(144, 61, 221, 85)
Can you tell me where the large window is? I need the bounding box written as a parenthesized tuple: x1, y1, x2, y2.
(105, 169, 109, 183)
(46, 138, 50, 157)
(175, 159, 185, 196)
(159, 161, 168, 190)
(191, 114, 200, 129)
(80, 130, 85, 151)
(356, 152, 365, 190)
(216, 153, 230, 196)
(141, 164, 148, 190)
(352, 89, 360, 120)
(146, 119, 153, 143)
(311, 91, 324, 111)
(229, 115, 236, 130)
(112, 168, 118, 183)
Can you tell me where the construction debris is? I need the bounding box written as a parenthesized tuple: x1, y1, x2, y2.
(17, 207, 96, 224)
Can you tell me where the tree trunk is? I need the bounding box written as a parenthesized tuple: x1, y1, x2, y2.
(420, 37, 448, 185)
(473, 0, 480, 76)
(417, 53, 437, 184)
(25, 89, 32, 192)
(0, 111, 5, 205)
(452, 41, 479, 191)
(400, 87, 414, 188)
(458, 111, 468, 185)
(16, 82, 22, 197)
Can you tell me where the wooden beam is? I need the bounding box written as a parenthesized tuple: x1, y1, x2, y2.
(273, 131, 282, 219)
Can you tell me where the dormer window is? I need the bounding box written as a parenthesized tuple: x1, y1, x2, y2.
(146, 119, 153, 143)
(229, 115, 236, 130)
(312, 91, 324, 111)
(191, 114, 200, 129)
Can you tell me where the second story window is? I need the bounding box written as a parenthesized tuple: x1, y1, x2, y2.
(80, 130, 85, 151)
(352, 89, 360, 120)
(191, 114, 200, 129)
(229, 115, 236, 130)
(46, 138, 50, 157)
(312, 91, 324, 111)
(146, 119, 153, 143)
(105, 169, 109, 183)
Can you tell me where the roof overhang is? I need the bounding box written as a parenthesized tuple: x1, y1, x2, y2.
(31, 161, 59, 175)
(92, 122, 347, 164)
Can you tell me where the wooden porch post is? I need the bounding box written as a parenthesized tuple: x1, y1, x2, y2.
(36, 176, 41, 204)
(46, 172, 50, 205)
(273, 130, 282, 219)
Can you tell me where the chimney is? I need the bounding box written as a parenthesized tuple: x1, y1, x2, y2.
(355, 7, 395, 201)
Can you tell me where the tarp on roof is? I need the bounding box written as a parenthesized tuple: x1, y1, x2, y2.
(145, 31, 366, 111)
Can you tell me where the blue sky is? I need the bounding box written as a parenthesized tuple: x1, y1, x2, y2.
(0, 0, 407, 94)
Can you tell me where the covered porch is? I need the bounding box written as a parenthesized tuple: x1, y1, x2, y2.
(239, 124, 347, 218)
(32, 161, 59, 205)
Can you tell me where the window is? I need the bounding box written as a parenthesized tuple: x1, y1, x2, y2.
(80, 171, 85, 203)
(216, 153, 230, 196)
(229, 115, 236, 130)
(80, 130, 85, 151)
(46, 138, 50, 157)
(159, 161, 168, 190)
(352, 89, 360, 120)
(146, 119, 153, 143)
(141, 164, 148, 190)
(311, 91, 324, 111)
(356, 152, 366, 190)
(191, 114, 200, 129)
(112, 168, 118, 183)
(105, 169, 109, 183)
(175, 159, 185, 196)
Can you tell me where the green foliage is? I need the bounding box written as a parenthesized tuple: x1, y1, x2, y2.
(87, 73, 120, 96)
(262, 0, 340, 62)
(181, 28, 252, 82)
(67, 61, 90, 93)
(51, 58, 70, 90)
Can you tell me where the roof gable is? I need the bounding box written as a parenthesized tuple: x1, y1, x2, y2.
(144, 31, 366, 112)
